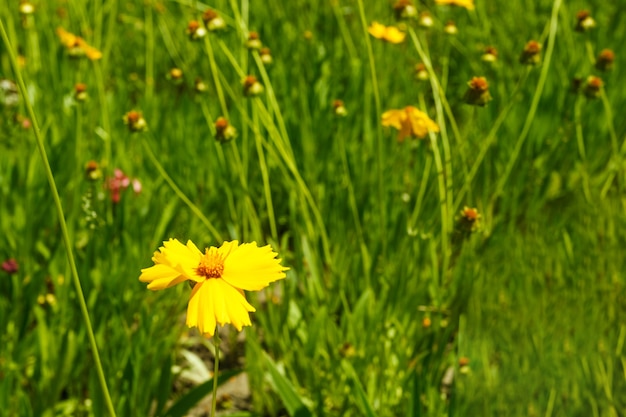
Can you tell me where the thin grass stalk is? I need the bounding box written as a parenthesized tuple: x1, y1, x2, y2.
(141, 137, 223, 242)
(356, 0, 387, 255)
(0, 17, 118, 417)
(494, 0, 562, 200)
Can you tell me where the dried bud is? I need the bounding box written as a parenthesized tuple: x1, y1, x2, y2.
(520, 40, 542, 65)
(74, 83, 88, 101)
(123, 110, 147, 132)
(595, 49, 615, 71)
(481, 46, 498, 63)
(332, 99, 347, 117)
(583, 75, 603, 99)
(575, 10, 596, 32)
(463, 77, 492, 107)
(444, 21, 458, 35)
(202, 9, 226, 31)
(260, 47, 273, 66)
(186, 20, 207, 40)
(393, 0, 417, 20)
(85, 160, 102, 181)
(246, 31, 262, 50)
(214, 117, 237, 143)
(243, 75, 264, 96)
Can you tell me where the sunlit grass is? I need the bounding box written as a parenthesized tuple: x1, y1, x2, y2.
(1, 0, 624, 416)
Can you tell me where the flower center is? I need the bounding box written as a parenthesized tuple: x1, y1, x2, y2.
(195, 248, 224, 279)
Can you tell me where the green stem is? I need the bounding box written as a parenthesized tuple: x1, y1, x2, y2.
(0, 17, 117, 417)
(204, 34, 229, 119)
(252, 103, 278, 240)
(141, 137, 223, 242)
(574, 96, 586, 160)
(356, 0, 386, 255)
(211, 332, 221, 417)
(493, 0, 562, 201)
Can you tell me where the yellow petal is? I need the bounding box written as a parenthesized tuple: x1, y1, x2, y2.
(368, 22, 386, 39)
(186, 279, 255, 336)
(381, 109, 405, 130)
(139, 238, 203, 289)
(435, 0, 475, 10)
(221, 242, 288, 291)
(383, 26, 406, 44)
(56, 27, 77, 47)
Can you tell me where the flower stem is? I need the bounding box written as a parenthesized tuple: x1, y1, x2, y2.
(211, 332, 221, 417)
(0, 17, 117, 417)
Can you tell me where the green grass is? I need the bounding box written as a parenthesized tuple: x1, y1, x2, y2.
(1, 0, 625, 416)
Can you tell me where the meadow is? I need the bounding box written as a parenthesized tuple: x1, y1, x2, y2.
(1, 0, 625, 416)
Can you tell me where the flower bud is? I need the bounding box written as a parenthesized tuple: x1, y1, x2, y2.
(481, 46, 498, 63)
(332, 99, 347, 117)
(19, 1, 35, 14)
(194, 77, 208, 93)
(202, 9, 226, 32)
(520, 40, 541, 65)
(186, 20, 207, 40)
(583, 75, 603, 99)
(418, 11, 434, 29)
(85, 160, 102, 181)
(575, 10, 596, 32)
(243, 75, 264, 96)
(393, 0, 417, 20)
(463, 77, 492, 106)
(214, 117, 237, 143)
(595, 49, 614, 71)
(167, 67, 184, 85)
(457, 206, 481, 233)
(444, 21, 458, 35)
(123, 110, 147, 132)
(74, 83, 88, 102)
(260, 47, 273, 66)
(246, 32, 262, 50)
(414, 63, 429, 81)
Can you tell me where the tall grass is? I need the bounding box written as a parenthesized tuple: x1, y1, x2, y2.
(0, 0, 624, 416)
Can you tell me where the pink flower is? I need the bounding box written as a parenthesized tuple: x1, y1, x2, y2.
(2, 258, 18, 274)
(106, 169, 141, 203)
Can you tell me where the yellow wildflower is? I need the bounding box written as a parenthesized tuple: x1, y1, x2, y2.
(56, 27, 102, 60)
(381, 106, 439, 142)
(139, 239, 288, 337)
(368, 22, 406, 44)
(435, 0, 475, 10)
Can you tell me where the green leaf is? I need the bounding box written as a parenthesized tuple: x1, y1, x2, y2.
(263, 352, 313, 417)
(341, 360, 378, 417)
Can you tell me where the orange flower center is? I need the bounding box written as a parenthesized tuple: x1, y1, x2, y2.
(196, 249, 225, 279)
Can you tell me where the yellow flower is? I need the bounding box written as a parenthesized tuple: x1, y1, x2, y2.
(368, 22, 406, 44)
(139, 239, 288, 336)
(56, 27, 102, 60)
(435, 0, 475, 10)
(381, 106, 439, 142)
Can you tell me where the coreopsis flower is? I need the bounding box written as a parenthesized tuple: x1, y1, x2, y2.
(463, 76, 492, 106)
(368, 22, 406, 44)
(2, 258, 18, 274)
(583, 75, 603, 99)
(74, 83, 88, 102)
(123, 110, 147, 132)
(381, 106, 439, 142)
(260, 47, 273, 66)
(595, 49, 615, 71)
(56, 27, 102, 60)
(393, 0, 417, 20)
(202, 9, 226, 32)
(246, 32, 262, 50)
(186, 20, 206, 40)
(435, 0, 475, 10)
(243, 75, 264, 96)
(575, 10, 595, 32)
(481, 46, 498, 63)
(332, 99, 347, 117)
(215, 117, 237, 143)
(520, 40, 542, 65)
(139, 239, 288, 336)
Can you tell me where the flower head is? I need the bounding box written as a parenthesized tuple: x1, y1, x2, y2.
(435, 0, 475, 10)
(575, 10, 595, 32)
(56, 27, 102, 60)
(520, 40, 542, 65)
(243, 75, 264, 96)
(186, 20, 207, 40)
(123, 110, 147, 132)
(202, 9, 226, 32)
(332, 99, 347, 117)
(2, 258, 18, 274)
(139, 239, 288, 336)
(393, 0, 417, 20)
(381, 106, 439, 142)
(368, 22, 406, 44)
(596, 49, 615, 71)
(215, 117, 238, 143)
(463, 76, 492, 106)
(583, 75, 603, 99)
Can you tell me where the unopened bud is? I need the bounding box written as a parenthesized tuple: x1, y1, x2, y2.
(463, 77, 492, 107)
(520, 40, 542, 65)
(214, 117, 237, 143)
